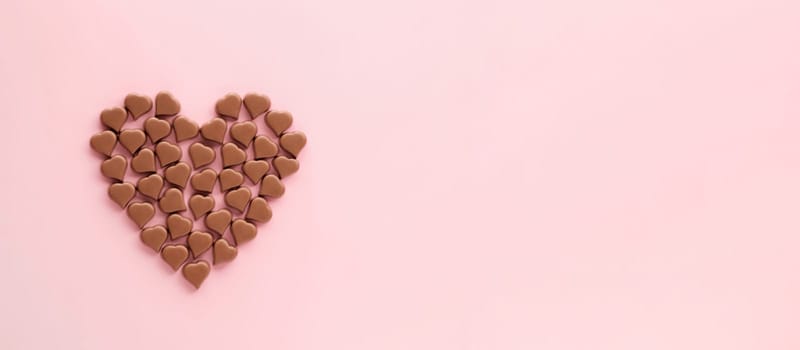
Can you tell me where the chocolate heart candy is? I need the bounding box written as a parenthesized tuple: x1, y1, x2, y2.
(119, 129, 146, 154)
(155, 91, 180, 117)
(253, 135, 279, 159)
(215, 93, 242, 119)
(218, 168, 244, 192)
(131, 148, 156, 174)
(101, 155, 127, 181)
(205, 209, 232, 235)
(127, 202, 155, 228)
(221, 143, 246, 168)
(225, 187, 251, 213)
(167, 213, 193, 239)
(188, 231, 214, 256)
(155, 141, 182, 167)
(273, 156, 299, 178)
(100, 107, 127, 132)
(90, 130, 117, 157)
(136, 174, 164, 200)
(164, 162, 191, 188)
(161, 244, 189, 271)
(266, 110, 293, 136)
(108, 182, 135, 208)
(144, 117, 171, 143)
(124, 93, 153, 119)
(173, 115, 200, 142)
(213, 239, 237, 264)
(189, 194, 215, 219)
(159, 188, 186, 213)
(230, 121, 257, 147)
(259, 175, 285, 198)
(182, 260, 210, 289)
(245, 197, 272, 223)
(200, 117, 227, 144)
(243, 93, 271, 118)
(140, 225, 168, 252)
(280, 131, 307, 158)
(231, 219, 257, 245)
(243, 160, 270, 183)
(189, 142, 215, 169)
(190, 169, 217, 193)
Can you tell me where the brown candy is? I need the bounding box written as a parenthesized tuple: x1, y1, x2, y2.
(173, 115, 200, 142)
(266, 110, 293, 136)
(253, 135, 279, 159)
(259, 175, 285, 198)
(108, 182, 135, 208)
(155, 91, 180, 117)
(100, 107, 127, 132)
(215, 93, 242, 119)
(231, 219, 257, 245)
(218, 168, 244, 192)
(124, 93, 153, 119)
(205, 209, 232, 235)
(245, 197, 272, 223)
(230, 121, 257, 147)
(166, 213, 193, 239)
(221, 143, 246, 168)
(161, 244, 189, 271)
(189, 194, 215, 219)
(280, 131, 307, 158)
(225, 187, 251, 213)
(243, 93, 271, 118)
(159, 188, 186, 213)
(200, 117, 227, 144)
(182, 260, 210, 289)
(273, 156, 299, 178)
(188, 231, 214, 256)
(127, 202, 155, 228)
(164, 162, 191, 188)
(90, 130, 117, 157)
(140, 225, 168, 252)
(136, 174, 164, 200)
(119, 129, 146, 154)
(101, 155, 127, 181)
(190, 169, 217, 193)
(155, 141, 182, 167)
(131, 148, 156, 174)
(189, 142, 215, 169)
(144, 117, 171, 143)
(213, 239, 237, 264)
(243, 160, 270, 183)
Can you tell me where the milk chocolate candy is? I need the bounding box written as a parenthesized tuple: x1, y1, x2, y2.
(144, 117, 171, 143)
(100, 107, 127, 132)
(119, 129, 146, 154)
(221, 143, 246, 168)
(243, 93, 271, 118)
(188, 231, 213, 256)
(205, 209, 232, 235)
(215, 93, 242, 119)
(164, 162, 191, 188)
(213, 239, 237, 265)
(167, 213, 193, 239)
(253, 136, 279, 159)
(189, 194, 215, 219)
(140, 225, 168, 252)
(243, 160, 270, 183)
(225, 187, 251, 213)
(280, 131, 307, 158)
(190, 169, 217, 193)
(124, 93, 152, 119)
(230, 219, 257, 245)
(200, 118, 227, 144)
(245, 197, 272, 223)
(173, 115, 200, 142)
(189, 142, 215, 169)
(108, 182, 136, 208)
(155, 91, 180, 117)
(131, 148, 157, 174)
(259, 174, 285, 198)
(90, 130, 117, 157)
(155, 141, 182, 167)
(161, 244, 189, 271)
(101, 155, 127, 181)
(136, 174, 164, 200)
(182, 260, 210, 289)
(218, 168, 244, 192)
(127, 202, 155, 228)
(273, 156, 299, 178)
(230, 121, 257, 147)
(159, 188, 186, 213)
(265, 110, 293, 136)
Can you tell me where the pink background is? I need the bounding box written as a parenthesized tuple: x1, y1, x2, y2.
(2, 0, 800, 349)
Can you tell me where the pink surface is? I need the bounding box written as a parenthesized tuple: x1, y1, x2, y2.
(2, 0, 800, 349)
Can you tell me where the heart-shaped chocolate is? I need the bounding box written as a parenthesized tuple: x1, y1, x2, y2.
(92, 92, 307, 289)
